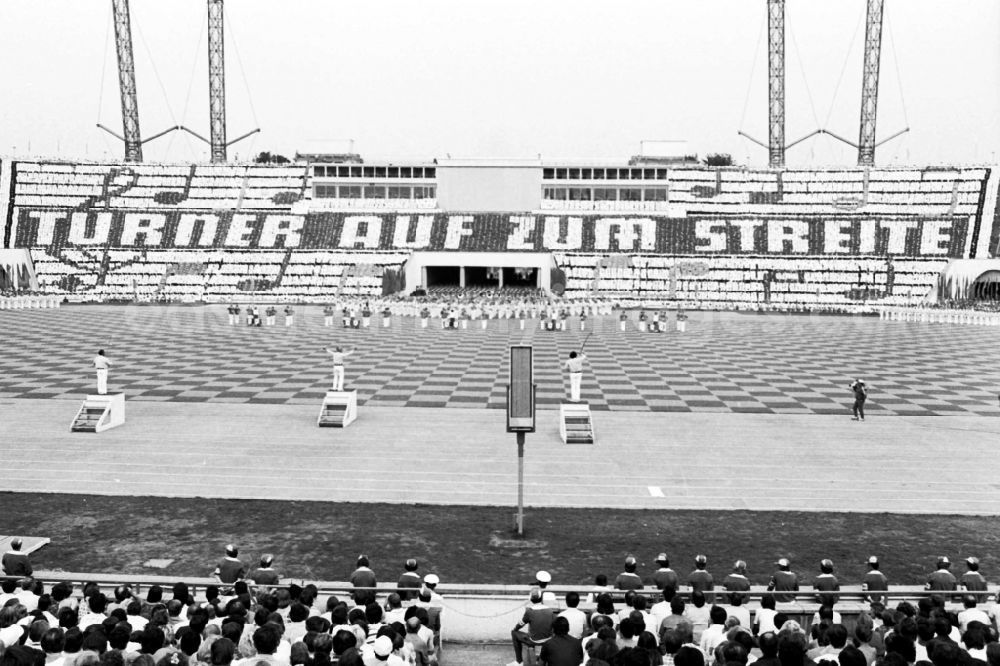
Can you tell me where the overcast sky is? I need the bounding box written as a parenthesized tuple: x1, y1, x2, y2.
(1, 0, 997, 167)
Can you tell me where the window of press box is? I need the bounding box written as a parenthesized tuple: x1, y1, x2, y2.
(592, 169, 605, 180)
(388, 186, 412, 199)
(556, 168, 567, 179)
(412, 167, 424, 179)
(594, 188, 617, 201)
(363, 166, 375, 178)
(375, 166, 387, 178)
(364, 185, 386, 199)
(543, 168, 554, 180)
(401, 167, 412, 178)
(313, 166, 326, 177)
(350, 166, 362, 178)
(620, 188, 642, 201)
(337, 166, 350, 177)
(387, 167, 399, 178)
(425, 167, 436, 178)
(341, 186, 362, 199)
(643, 169, 655, 179)
(644, 188, 667, 201)
(568, 168, 580, 180)
(569, 188, 591, 201)
(544, 188, 568, 200)
(581, 168, 592, 179)
(656, 168, 668, 179)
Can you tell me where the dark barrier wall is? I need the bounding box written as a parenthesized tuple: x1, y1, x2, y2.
(12, 209, 971, 257)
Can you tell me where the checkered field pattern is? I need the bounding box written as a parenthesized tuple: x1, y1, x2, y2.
(2, 305, 999, 416)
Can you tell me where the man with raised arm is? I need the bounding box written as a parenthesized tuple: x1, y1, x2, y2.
(325, 346, 354, 391)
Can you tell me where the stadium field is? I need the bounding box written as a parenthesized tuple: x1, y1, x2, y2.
(2, 304, 999, 416)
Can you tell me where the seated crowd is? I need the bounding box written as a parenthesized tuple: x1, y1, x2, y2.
(503, 554, 997, 666)
(0, 547, 444, 666)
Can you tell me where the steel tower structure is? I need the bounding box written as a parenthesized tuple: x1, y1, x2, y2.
(207, 0, 227, 163)
(857, 0, 884, 166)
(112, 0, 142, 162)
(767, 0, 785, 168)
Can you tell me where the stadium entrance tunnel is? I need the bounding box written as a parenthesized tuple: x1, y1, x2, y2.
(425, 266, 461, 288)
(972, 270, 1000, 301)
(406, 252, 554, 292)
(938, 259, 1000, 301)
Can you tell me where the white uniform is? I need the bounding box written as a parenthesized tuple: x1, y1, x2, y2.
(93, 354, 111, 395)
(329, 350, 350, 391)
(564, 354, 586, 402)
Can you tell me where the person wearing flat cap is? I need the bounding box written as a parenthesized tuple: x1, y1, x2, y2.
(723, 560, 751, 606)
(2, 538, 32, 577)
(767, 558, 799, 603)
(861, 556, 888, 604)
(925, 556, 957, 591)
(960, 557, 988, 593)
(251, 554, 280, 589)
(651, 553, 679, 592)
(688, 554, 715, 603)
(614, 556, 643, 591)
(814, 559, 841, 606)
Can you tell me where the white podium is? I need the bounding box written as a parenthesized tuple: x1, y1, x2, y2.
(71, 393, 126, 433)
(318, 390, 358, 428)
(559, 402, 595, 444)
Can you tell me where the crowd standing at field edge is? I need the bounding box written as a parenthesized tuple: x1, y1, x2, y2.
(3, 545, 1000, 666)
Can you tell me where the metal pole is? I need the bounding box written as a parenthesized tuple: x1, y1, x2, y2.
(516, 431, 525, 536)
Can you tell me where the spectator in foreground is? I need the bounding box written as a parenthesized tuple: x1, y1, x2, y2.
(508, 588, 555, 666)
(539, 616, 583, 666)
(2, 538, 33, 577)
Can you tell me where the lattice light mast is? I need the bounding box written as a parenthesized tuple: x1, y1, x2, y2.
(112, 0, 143, 162)
(207, 0, 227, 163)
(767, 0, 785, 168)
(857, 0, 884, 166)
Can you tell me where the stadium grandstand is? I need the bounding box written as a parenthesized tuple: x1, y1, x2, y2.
(3, 159, 1000, 309)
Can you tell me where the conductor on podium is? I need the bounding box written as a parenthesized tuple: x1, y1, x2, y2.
(325, 346, 354, 391)
(93, 350, 112, 395)
(563, 351, 588, 402)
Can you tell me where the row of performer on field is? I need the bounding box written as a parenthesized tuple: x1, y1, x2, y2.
(226, 302, 689, 332)
(0, 294, 61, 309)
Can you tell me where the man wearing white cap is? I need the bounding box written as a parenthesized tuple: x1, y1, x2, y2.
(535, 571, 557, 606)
(925, 556, 957, 591)
(423, 574, 444, 603)
(767, 558, 799, 603)
(960, 557, 988, 593)
(861, 556, 888, 604)
(368, 634, 404, 664)
(1, 538, 32, 577)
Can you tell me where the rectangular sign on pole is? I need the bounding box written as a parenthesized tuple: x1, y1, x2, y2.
(507, 345, 535, 433)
